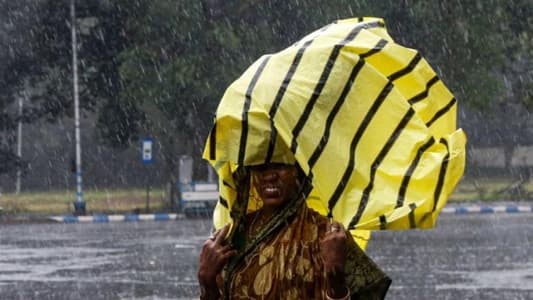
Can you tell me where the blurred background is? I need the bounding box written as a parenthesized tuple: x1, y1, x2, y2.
(0, 0, 532, 215)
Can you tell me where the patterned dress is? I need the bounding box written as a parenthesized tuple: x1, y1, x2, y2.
(216, 204, 391, 299)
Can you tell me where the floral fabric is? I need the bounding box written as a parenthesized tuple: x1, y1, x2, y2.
(218, 204, 390, 299)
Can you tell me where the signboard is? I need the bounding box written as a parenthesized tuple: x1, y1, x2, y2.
(142, 138, 154, 164)
(179, 182, 219, 214)
(181, 183, 219, 202)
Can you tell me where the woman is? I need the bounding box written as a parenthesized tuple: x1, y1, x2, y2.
(198, 163, 391, 299)
(197, 16, 465, 299)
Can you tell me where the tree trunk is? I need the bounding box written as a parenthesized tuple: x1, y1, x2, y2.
(503, 144, 514, 175)
(168, 173, 178, 212)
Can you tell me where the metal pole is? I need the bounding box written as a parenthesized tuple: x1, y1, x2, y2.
(207, 164, 215, 183)
(145, 176, 150, 213)
(15, 91, 24, 194)
(71, 0, 84, 213)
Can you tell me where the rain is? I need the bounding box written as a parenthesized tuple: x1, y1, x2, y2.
(0, 0, 532, 299)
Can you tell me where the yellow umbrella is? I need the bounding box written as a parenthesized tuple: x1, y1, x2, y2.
(203, 17, 466, 249)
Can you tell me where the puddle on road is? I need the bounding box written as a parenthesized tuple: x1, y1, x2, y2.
(0, 245, 126, 284)
(436, 264, 533, 291)
(0, 242, 198, 288)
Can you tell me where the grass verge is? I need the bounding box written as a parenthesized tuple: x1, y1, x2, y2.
(450, 177, 533, 202)
(0, 188, 169, 215)
(1, 178, 531, 215)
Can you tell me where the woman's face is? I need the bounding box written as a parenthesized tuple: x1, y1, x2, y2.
(250, 163, 300, 210)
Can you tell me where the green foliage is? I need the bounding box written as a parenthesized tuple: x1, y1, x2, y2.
(118, 0, 214, 131)
(1, 0, 532, 177)
(398, 0, 506, 108)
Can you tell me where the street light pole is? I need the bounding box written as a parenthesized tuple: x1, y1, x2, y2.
(71, 0, 85, 214)
(15, 86, 24, 195)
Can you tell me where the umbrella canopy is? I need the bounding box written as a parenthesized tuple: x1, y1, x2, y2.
(203, 17, 466, 234)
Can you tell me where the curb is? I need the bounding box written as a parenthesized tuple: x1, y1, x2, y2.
(441, 205, 533, 214)
(49, 213, 185, 223)
(47, 204, 533, 224)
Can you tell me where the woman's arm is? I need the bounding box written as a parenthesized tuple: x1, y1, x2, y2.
(198, 224, 237, 300)
(320, 221, 350, 299)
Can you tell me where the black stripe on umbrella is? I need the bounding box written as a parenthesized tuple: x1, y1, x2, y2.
(396, 137, 436, 208)
(306, 39, 388, 168)
(408, 75, 440, 105)
(348, 108, 416, 229)
(209, 122, 216, 160)
(432, 138, 450, 212)
(327, 82, 394, 218)
(379, 215, 387, 229)
(222, 180, 235, 190)
(408, 203, 417, 228)
(238, 56, 271, 165)
(264, 39, 315, 160)
(426, 97, 457, 127)
(291, 39, 387, 155)
(268, 39, 314, 118)
(361, 38, 388, 57)
(290, 22, 385, 153)
(307, 59, 366, 169)
(219, 196, 229, 208)
(388, 53, 422, 82)
(264, 122, 278, 164)
(338, 52, 426, 219)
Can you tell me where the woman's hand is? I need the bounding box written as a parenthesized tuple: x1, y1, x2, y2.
(320, 221, 349, 299)
(198, 224, 237, 293)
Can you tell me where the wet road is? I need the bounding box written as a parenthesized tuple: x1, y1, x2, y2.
(369, 214, 533, 300)
(0, 214, 532, 299)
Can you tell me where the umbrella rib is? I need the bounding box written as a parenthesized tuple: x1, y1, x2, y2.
(426, 97, 457, 127)
(327, 82, 393, 218)
(290, 23, 385, 153)
(348, 108, 416, 229)
(408, 75, 439, 105)
(238, 56, 271, 165)
(396, 137, 436, 208)
(307, 38, 388, 168)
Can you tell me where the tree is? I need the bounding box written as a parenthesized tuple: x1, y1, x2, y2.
(2, 0, 531, 191)
(115, 0, 240, 206)
(496, 0, 533, 170)
(113, 0, 357, 204)
(0, 0, 41, 175)
(0, 0, 145, 176)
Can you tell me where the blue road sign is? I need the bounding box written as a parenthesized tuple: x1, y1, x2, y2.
(142, 138, 154, 164)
